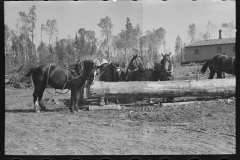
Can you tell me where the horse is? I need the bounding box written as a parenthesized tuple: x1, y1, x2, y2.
(155, 52, 174, 102)
(76, 64, 96, 106)
(121, 54, 159, 103)
(97, 62, 121, 104)
(157, 52, 174, 81)
(126, 54, 145, 74)
(25, 60, 96, 113)
(98, 62, 121, 82)
(69, 60, 96, 112)
(122, 54, 158, 81)
(200, 54, 235, 79)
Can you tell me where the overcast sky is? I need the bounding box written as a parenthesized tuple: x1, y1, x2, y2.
(4, 0, 235, 55)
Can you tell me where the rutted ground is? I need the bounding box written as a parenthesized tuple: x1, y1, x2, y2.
(5, 86, 235, 155)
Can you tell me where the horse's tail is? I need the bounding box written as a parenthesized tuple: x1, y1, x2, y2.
(200, 59, 210, 74)
(25, 67, 37, 78)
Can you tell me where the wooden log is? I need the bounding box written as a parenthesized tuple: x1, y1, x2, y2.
(161, 101, 204, 108)
(89, 78, 235, 99)
(87, 104, 122, 111)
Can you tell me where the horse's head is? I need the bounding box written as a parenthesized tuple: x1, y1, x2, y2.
(160, 52, 172, 72)
(159, 52, 174, 80)
(110, 62, 121, 82)
(82, 60, 97, 83)
(127, 54, 145, 73)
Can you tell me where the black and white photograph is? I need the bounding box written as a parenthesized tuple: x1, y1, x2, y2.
(5, 0, 236, 155)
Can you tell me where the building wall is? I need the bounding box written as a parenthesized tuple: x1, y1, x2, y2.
(184, 43, 235, 63)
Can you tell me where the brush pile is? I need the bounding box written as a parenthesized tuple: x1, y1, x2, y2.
(5, 54, 54, 89)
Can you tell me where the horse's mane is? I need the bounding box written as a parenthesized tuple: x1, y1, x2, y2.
(111, 62, 120, 67)
(129, 54, 138, 66)
(127, 54, 145, 73)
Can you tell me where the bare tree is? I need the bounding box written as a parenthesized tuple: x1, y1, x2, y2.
(97, 16, 113, 60)
(187, 23, 197, 43)
(222, 21, 236, 38)
(206, 20, 216, 39)
(43, 19, 59, 46)
(28, 5, 38, 62)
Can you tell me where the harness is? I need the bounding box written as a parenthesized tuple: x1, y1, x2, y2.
(209, 56, 235, 74)
(45, 62, 82, 95)
(160, 64, 174, 75)
(95, 63, 119, 81)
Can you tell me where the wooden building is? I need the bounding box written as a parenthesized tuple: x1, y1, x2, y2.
(183, 30, 235, 64)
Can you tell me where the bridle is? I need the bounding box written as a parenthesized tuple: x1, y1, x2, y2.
(159, 56, 174, 75)
(94, 62, 121, 82)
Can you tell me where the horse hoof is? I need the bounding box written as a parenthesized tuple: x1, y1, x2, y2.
(71, 110, 77, 114)
(35, 110, 40, 113)
(40, 107, 47, 111)
(76, 109, 81, 113)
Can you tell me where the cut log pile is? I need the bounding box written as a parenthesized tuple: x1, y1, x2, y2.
(89, 78, 235, 99)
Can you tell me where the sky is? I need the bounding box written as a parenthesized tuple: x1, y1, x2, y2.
(4, 0, 235, 55)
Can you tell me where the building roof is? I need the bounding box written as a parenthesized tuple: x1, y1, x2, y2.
(185, 38, 235, 48)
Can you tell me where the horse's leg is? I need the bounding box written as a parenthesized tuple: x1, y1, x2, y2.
(32, 88, 41, 113)
(75, 91, 81, 112)
(70, 93, 77, 113)
(222, 72, 226, 78)
(208, 69, 215, 79)
(70, 89, 75, 112)
(116, 99, 119, 104)
(217, 72, 223, 79)
(78, 85, 84, 105)
(105, 98, 109, 105)
(38, 85, 47, 111)
(73, 92, 79, 113)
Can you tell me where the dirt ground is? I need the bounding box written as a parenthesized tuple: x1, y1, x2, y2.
(5, 65, 236, 155)
(5, 86, 235, 155)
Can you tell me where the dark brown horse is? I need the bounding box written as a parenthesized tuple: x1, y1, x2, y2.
(69, 60, 96, 112)
(98, 62, 121, 82)
(25, 60, 96, 113)
(121, 54, 158, 81)
(97, 62, 121, 104)
(126, 54, 145, 73)
(200, 54, 235, 79)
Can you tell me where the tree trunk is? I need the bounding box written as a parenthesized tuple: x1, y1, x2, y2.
(41, 28, 42, 44)
(107, 45, 110, 62)
(49, 35, 51, 46)
(24, 39, 27, 62)
(89, 78, 235, 99)
(181, 47, 182, 64)
(125, 47, 127, 66)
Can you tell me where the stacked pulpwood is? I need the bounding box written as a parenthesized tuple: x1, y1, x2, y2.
(89, 78, 235, 99)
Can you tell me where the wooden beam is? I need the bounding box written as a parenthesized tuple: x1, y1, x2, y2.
(89, 78, 235, 99)
(87, 104, 122, 111)
(161, 101, 204, 108)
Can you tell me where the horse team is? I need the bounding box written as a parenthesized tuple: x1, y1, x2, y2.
(25, 53, 235, 113)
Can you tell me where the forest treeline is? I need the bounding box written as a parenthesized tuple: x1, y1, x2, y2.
(5, 5, 235, 73)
